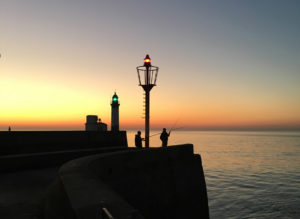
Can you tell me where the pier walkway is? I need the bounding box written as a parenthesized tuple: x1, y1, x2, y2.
(0, 167, 58, 218)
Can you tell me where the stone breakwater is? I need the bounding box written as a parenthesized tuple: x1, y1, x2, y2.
(0, 131, 128, 155)
(44, 144, 209, 219)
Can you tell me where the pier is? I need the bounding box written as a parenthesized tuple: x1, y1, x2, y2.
(0, 144, 209, 219)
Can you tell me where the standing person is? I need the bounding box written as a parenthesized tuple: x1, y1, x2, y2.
(160, 128, 170, 147)
(135, 131, 144, 148)
(8, 126, 11, 132)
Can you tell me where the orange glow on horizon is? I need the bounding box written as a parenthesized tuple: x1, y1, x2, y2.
(1, 110, 300, 131)
(1, 54, 300, 131)
(1, 1, 300, 132)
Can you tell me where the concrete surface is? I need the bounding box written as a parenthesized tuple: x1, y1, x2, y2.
(0, 145, 209, 219)
(45, 144, 209, 219)
(0, 147, 129, 172)
(0, 147, 130, 218)
(0, 167, 59, 219)
(0, 131, 128, 155)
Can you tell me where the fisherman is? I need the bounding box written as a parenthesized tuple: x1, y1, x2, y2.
(160, 128, 170, 147)
(135, 131, 144, 148)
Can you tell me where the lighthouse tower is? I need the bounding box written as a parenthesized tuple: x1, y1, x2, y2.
(111, 92, 120, 131)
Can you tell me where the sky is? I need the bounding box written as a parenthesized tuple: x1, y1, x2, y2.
(0, 0, 300, 131)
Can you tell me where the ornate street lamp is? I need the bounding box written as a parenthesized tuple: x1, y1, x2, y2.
(137, 55, 159, 148)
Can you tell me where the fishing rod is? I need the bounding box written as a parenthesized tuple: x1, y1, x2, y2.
(147, 113, 183, 138)
(169, 126, 184, 132)
(149, 132, 160, 138)
(170, 114, 181, 131)
(149, 127, 184, 138)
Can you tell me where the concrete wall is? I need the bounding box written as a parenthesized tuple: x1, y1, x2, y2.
(0, 147, 129, 172)
(0, 131, 127, 155)
(44, 144, 209, 219)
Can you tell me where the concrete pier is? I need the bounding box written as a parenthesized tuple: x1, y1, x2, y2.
(0, 144, 209, 218)
(0, 131, 127, 155)
(45, 144, 209, 218)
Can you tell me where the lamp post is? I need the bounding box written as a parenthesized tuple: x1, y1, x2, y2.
(137, 54, 159, 148)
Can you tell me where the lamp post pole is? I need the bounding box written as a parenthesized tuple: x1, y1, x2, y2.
(144, 86, 150, 148)
(137, 55, 159, 148)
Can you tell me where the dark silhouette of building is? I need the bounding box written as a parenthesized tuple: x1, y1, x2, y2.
(85, 115, 107, 131)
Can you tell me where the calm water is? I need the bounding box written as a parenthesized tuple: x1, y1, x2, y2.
(127, 131, 300, 219)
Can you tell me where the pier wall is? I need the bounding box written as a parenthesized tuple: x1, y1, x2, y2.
(0, 147, 129, 172)
(45, 144, 209, 219)
(0, 131, 127, 155)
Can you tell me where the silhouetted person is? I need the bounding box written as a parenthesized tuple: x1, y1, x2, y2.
(135, 131, 144, 148)
(160, 128, 170, 147)
(8, 126, 11, 132)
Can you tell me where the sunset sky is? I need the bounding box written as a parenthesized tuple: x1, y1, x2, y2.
(1, 0, 300, 131)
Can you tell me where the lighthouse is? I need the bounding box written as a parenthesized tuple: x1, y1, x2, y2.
(111, 92, 120, 131)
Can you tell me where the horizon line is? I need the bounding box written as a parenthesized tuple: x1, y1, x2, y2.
(1, 127, 300, 132)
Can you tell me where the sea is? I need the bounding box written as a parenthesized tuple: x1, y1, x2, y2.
(127, 130, 300, 219)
